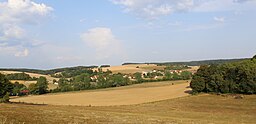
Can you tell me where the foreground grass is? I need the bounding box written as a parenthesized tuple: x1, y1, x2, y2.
(1, 94, 256, 124)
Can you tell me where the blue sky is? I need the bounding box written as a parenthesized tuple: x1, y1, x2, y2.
(0, 0, 256, 69)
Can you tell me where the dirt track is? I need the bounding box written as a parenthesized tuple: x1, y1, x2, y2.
(11, 81, 191, 106)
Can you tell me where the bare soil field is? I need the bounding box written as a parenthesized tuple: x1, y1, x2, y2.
(1, 94, 255, 124)
(11, 80, 191, 106)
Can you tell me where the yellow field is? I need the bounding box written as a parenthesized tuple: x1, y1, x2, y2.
(1, 94, 255, 124)
(11, 80, 190, 106)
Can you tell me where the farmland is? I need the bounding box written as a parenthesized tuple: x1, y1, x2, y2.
(93, 64, 167, 74)
(1, 61, 255, 124)
(1, 94, 256, 124)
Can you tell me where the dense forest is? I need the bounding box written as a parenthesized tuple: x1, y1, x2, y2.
(190, 56, 256, 94)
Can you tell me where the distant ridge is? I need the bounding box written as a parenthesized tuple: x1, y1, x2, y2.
(0, 66, 98, 75)
(0, 58, 248, 74)
(122, 58, 248, 66)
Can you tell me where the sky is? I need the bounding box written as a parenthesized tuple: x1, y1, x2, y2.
(0, 0, 256, 69)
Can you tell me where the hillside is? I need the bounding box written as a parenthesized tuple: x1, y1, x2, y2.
(2, 94, 256, 124)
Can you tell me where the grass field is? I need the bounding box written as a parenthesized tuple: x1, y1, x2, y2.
(10, 80, 191, 106)
(1, 94, 255, 124)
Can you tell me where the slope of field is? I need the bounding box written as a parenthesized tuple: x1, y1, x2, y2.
(1, 94, 256, 124)
(11, 80, 191, 106)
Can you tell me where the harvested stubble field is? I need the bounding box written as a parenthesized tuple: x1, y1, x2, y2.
(10, 80, 191, 106)
(1, 94, 255, 124)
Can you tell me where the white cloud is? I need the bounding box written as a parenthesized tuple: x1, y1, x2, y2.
(0, 0, 53, 24)
(111, 0, 194, 19)
(80, 27, 124, 59)
(111, 0, 256, 19)
(0, 25, 25, 41)
(14, 48, 29, 57)
(0, 0, 53, 47)
(214, 17, 225, 23)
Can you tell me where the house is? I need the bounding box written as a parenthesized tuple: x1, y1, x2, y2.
(90, 75, 98, 81)
(20, 90, 29, 95)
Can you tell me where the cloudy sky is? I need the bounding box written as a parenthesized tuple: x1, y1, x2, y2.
(0, 0, 256, 69)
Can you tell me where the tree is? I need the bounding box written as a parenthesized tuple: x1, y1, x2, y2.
(28, 83, 36, 94)
(180, 71, 192, 80)
(164, 71, 171, 80)
(97, 75, 107, 88)
(108, 73, 129, 87)
(0, 74, 13, 98)
(134, 72, 143, 83)
(190, 75, 205, 93)
(12, 82, 27, 96)
(33, 76, 48, 95)
(5, 72, 33, 80)
(172, 72, 180, 80)
(190, 59, 256, 94)
(252, 55, 256, 60)
(73, 73, 91, 90)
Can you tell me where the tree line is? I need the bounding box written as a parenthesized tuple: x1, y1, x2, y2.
(0, 75, 48, 102)
(190, 55, 256, 94)
(5, 72, 37, 80)
(122, 58, 246, 66)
